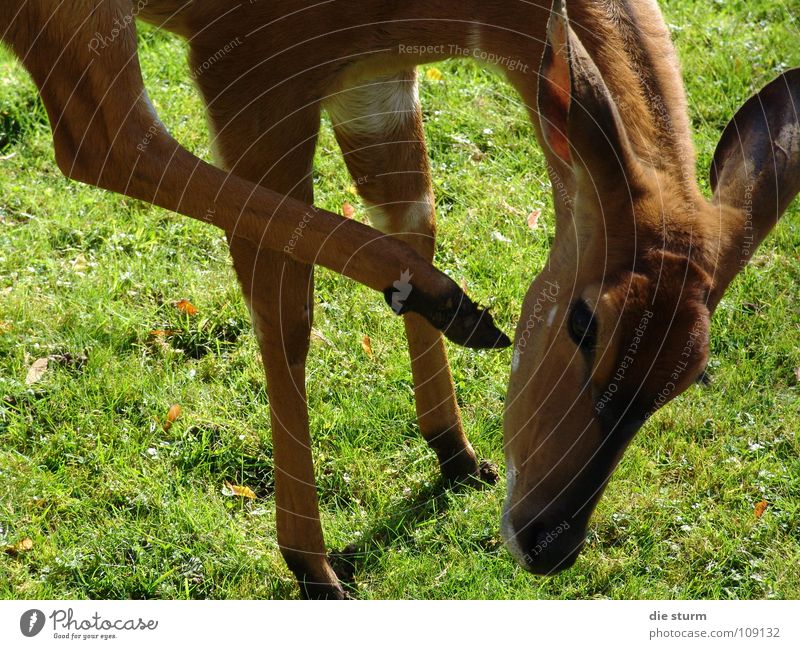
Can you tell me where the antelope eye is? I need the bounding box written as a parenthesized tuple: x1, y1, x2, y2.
(568, 299, 597, 350)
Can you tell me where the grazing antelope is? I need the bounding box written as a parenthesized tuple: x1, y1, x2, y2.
(501, 2, 799, 575)
(2, 0, 798, 598)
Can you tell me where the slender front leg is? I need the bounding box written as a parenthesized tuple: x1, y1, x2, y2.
(229, 240, 342, 599)
(327, 70, 494, 483)
(192, 55, 344, 595)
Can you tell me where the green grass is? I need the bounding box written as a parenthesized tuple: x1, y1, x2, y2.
(1, 1, 798, 599)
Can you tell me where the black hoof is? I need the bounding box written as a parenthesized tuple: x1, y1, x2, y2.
(441, 300, 512, 350)
(384, 284, 511, 350)
(329, 545, 359, 585)
(476, 459, 500, 486)
(443, 458, 500, 490)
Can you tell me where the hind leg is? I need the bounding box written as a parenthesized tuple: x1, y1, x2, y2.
(326, 70, 492, 483)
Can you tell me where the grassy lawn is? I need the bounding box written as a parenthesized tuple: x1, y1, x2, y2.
(1, 0, 798, 599)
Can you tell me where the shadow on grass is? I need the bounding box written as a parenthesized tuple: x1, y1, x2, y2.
(329, 472, 495, 598)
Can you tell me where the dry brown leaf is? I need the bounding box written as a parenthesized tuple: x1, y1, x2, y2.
(342, 202, 356, 219)
(0, 321, 12, 333)
(754, 500, 768, 519)
(794, 367, 800, 383)
(222, 481, 256, 499)
(167, 404, 182, 422)
(527, 209, 542, 230)
(361, 335, 374, 358)
(25, 357, 49, 385)
(150, 329, 180, 337)
(175, 299, 199, 316)
(4, 537, 33, 556)
(163, 404, 182, 431)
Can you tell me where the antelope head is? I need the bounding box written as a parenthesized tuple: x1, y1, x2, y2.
(502, 3, 800, 574)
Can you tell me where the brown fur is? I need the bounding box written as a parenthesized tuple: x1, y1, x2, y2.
(2, 0, 798, 594)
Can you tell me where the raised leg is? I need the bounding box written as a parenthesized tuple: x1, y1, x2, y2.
(326, 70, 494, 483)
(0, 2, 508, 350)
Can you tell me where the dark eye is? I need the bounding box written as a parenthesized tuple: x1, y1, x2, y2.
(568, 299, 597, 351)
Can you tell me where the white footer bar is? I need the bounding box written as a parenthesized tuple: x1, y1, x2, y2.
(1, 600, 797, 648)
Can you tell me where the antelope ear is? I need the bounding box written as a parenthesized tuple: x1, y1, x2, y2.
(708, 68, 800, 306)
(537, 0, 640, 188)
(711, 68, 800, 226)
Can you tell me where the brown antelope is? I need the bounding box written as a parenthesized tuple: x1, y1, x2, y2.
(2, 0, 798, 598)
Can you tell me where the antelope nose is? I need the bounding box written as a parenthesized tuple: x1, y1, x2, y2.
(514, 520, 583, 575)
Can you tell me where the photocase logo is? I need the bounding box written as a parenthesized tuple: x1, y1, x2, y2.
(20, 609, 45, 637)
(391, 269, 413, 314)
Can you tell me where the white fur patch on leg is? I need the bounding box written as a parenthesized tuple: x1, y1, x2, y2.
(325, 72, 419, 139)
(364, 192, 433, 234)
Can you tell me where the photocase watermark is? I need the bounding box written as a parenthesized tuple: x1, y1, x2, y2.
(397, 44, 448, 57)
(521, 520, 570, 563)
(20, 609, 45, 637)
(390, 269, 413, 314)
(595, 308, 654, 414)
(19, 608, 158, 641)
(546, 159, 574, 216)
(453, 44, 531, 74)
(283, 207, 318, 254)
(512, 280, 560, 371)
(592, 305, 706, 419)
(397, 43, 530, 74)
(649, 315, 705, 412)
(190, 37, 244, 79)
(88, 1, 150, 56)
(137, 118, 160, 153)
(739, 182, 756, 266)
